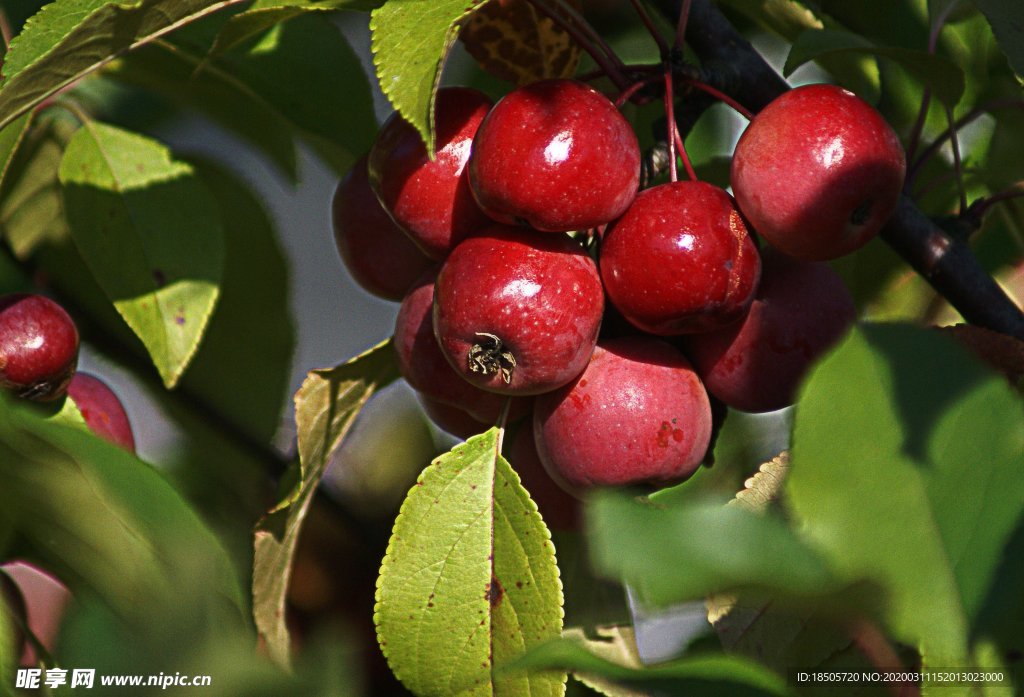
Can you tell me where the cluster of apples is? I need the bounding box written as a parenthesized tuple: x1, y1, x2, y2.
(0, 293, 135, 452)
(333, 79, 906, 497)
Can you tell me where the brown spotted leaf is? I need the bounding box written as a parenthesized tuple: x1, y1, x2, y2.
(460, 0, 581, 86)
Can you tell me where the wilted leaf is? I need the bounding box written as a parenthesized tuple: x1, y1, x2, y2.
(784, 28, 965, 106)
(371, 0, 493, 156)
(58, 121, 224, 388)
(375, 429, 565, 696)
(788, 324, 1024, 673)
(460, 0, 581, 86)
(253, 341, 398, 668)
(0, 0, 248, 131)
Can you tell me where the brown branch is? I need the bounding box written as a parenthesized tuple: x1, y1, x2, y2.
(651, 0, 1024, 340)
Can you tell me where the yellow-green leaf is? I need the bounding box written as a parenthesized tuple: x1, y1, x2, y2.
(375, 429, 565, 696)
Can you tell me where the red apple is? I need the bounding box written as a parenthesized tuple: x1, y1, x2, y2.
(600, 181, 761, 334)
(67, 372, 136, 453)
(731, 84, 906, 261)
(368, 87, 493, 260)
(433, 225, 604, 396)
(0, 293, 79, 402)
(469, 79, 640, 232)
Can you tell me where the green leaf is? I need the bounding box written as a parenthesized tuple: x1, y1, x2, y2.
(0, 0, 248, 132)
(0, 117, 73, 259)
(784, 28, 966, 106)
(787, 324, 1024, 670)
(58, 121, 225, 388)
(375, 429, 565, 696)
(210, 0, 382, 57)
(178, 160, 294, 444)
(254, 340, 398, 668)
(511, 638, 791, 696)
(0, 113, 33, 192)
(973, 0, 1024, 81)
(587, 490, 840, 608)
(703, 454, 855, 672)
(370, 0, 492, 156)
(0, 392, 246, 638)
(109, 12, 376, 178)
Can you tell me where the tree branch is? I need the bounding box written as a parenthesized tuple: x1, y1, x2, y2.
(652, 0, 1024, 340)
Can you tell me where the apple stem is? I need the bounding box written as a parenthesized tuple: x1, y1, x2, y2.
(664, 70, 698, 183)
(679, 75, 753, 120)
(664, 70, 679, 183)
(629, 0, 670, 57)
(526, 0, 630, 90)
(963, 183, 1024, 227)
(614, 75, 659, 108)
(673, 0, 693, 51)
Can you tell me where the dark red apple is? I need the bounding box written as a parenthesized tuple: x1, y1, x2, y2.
(394, 269, 526, 424)
(468, 78, 640, 232)
(506, 423, 580, 530)
(600, 181, 761, 335)
(332, 155, 433, 300)
(368, 87, 493, 260)
(534, 337, 712, 491)
(0, 293, 79, 401)
(731, 84, 906, 261)
(433, 225, 604, 396)
(683, 248, 856, 413)
(67, 372, 136, 453)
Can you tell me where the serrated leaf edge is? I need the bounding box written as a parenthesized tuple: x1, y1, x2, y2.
(374, 428, 565, 694)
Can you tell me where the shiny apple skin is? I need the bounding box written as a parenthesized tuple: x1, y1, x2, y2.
(533, 337, 712, 490)
(0, 293, 79, 401)
(468, 79, 640, 232)
(433, 225, 604, 396)
(731, 84, 906, 261)
(601, 181, 761, 335)
(368, 87, 493, 260)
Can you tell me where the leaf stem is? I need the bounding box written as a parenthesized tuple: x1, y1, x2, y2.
(664, 70, 678, 183)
